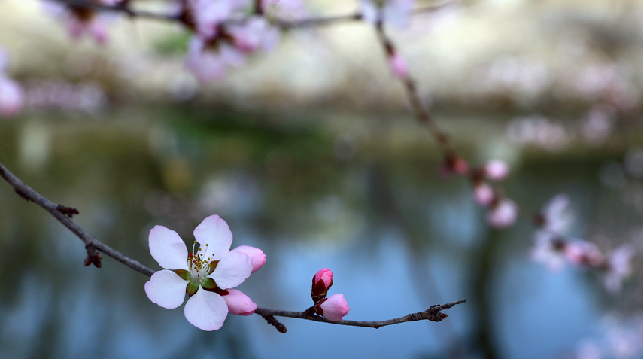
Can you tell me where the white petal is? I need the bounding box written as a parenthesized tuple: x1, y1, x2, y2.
(149, 226, 189, 270)
(184, 289, 228, 331)
(193, 215, 232, 260)
(144, 270, 187, 309)
(208, 251, 252, 289)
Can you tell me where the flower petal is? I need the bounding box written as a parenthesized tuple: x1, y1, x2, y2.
(193, 215, 232, 260)
(144, 270, 187, 309)
(149, 225, 189, 270)
(222, 289, 257, 315)
(231, 245, 266, 273)
(184, 289, 228, 331)
(319, 294, 350, 321)
(208, 251, 252, 289)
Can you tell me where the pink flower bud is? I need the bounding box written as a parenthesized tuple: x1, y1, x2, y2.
(311, 268, 333, 302)
(389, 53, 408, 79)
(317, 294, 350, 321)
(474, 183, 495, 207)
(488, 199, 518, 228)
(231, 245, 266, 273)
(484, 160, 510, 181)
(222, 289, 257, 316)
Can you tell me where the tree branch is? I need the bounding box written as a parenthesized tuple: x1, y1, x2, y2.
(0, 161, 466, 332)
(0, 162, 154, 276)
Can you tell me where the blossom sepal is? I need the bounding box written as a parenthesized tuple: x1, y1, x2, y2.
(187, 282, 199, 296)
(201, 278, 217, 289)
(174, 269, 190, 281)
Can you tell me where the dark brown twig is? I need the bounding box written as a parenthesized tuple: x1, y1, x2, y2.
(255, 299, 466, 330)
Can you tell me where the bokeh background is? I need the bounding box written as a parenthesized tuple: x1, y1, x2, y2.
(1, 0, 643, 358)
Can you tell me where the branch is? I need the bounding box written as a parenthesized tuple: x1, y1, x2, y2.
(0, 162, 154, 276)
(255, 299, 466, 332)
(48, 0, 456, 29)
(0, 161, 466, 332)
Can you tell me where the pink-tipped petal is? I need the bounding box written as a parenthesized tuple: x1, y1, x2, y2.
(484, 160, 510, 181)
(144, 270, 187, 309)
(209, 251, 253, 289)
(231, 245, 266, 273)
(149, 226, 189, 270)
(222, 289, 257, 315)
(184, 289, 228, 331)
(319, 294, 350, 321)
(193, 215, 233, 260)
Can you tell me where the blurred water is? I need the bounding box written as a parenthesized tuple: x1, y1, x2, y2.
(0, 107, 635, 359)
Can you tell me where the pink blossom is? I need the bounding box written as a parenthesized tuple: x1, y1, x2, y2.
(389, 53, 408, 79)
(530, 231, 566, 271)
(361, 0, 414, 28)
(44, 2, 110, 44)
(564, 240, 605, 267)
(440, 155, 469, 177)
(185, 37, 246, 83)
(484, 159, 510, 181)
(474, 183, 495, 207)
(604, 244, 634, 293)
(230, 245, 266, 273)
(189, 0, 236, 39)
(228, 17, 280, 53)
(0, 78, 23, 116)
(488, 199, 518, 228)
(144, 215, 257, 331)
(222, 289, 257, 315)
(317, 294, 350, 321)
(540, 194, 572, 233)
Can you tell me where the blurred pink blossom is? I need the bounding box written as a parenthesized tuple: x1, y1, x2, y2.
(361, 0, 414, 28)
(185, 37, 246, 83)
(484, 159, 510, 181)
(228, 17, 280, 53)
(388, 53, 409, 79)
(474, 183, 495, 207)
(0, 48, 23, 117)
(603, 244, 634, 294)
(564, 240, 605, 267)
(317, 294, 350, 321)
(43, 2, 110, 44)
(488, 199, 518, 228)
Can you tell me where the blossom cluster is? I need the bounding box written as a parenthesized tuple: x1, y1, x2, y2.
(441, 154, 518, 228)
(0, 48, 23, 117)
(531, 194, 635, 293)
(144, 214, 266, 330)
(310, 268, 350, 321)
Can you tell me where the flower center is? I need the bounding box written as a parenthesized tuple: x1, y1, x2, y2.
(189, 242, 215, 285)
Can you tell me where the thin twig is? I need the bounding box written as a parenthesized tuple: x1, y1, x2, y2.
(255, 299, 466, 329)
(0, 162, 154, 276)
